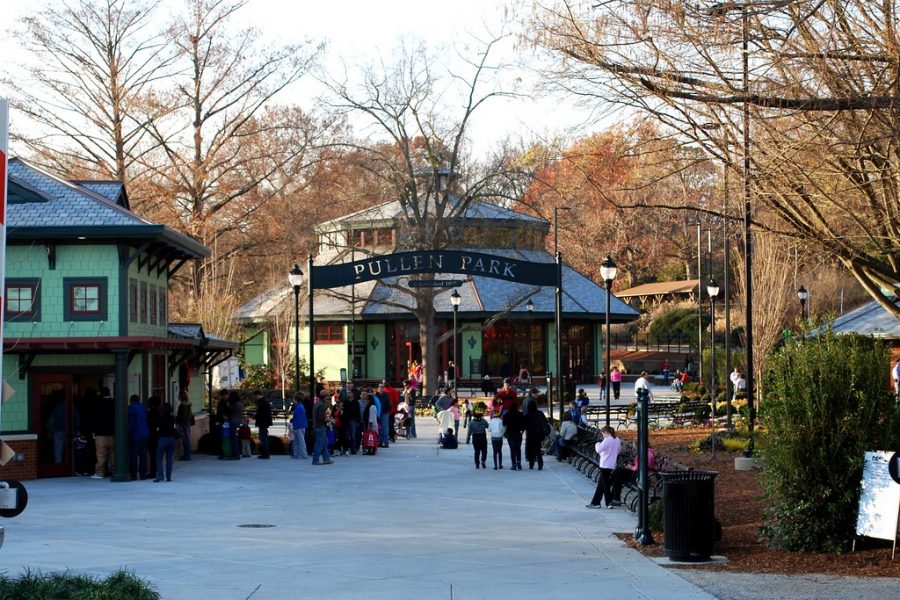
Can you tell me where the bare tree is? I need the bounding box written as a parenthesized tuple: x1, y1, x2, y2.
(141, 0, 324, 296)
(322, 36, 522, 391)
(5, 0, 176, 182)
(528, 0, 900, 317)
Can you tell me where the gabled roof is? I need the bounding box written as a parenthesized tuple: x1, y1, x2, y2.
(316, 197, 548, 233)
(831, 297, 900, 339)
(6, 157, 208, 259)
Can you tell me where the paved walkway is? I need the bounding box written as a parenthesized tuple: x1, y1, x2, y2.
(0, 416, 715, 600)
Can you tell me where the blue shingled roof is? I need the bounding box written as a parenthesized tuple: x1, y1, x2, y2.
(7, 158, 150, 228)
(830, 297, 900, 339)
(71, 180, 126, 205)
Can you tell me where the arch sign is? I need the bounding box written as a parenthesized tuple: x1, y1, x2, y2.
(311, 249, 559, 288)
(303, 249, 565, 418)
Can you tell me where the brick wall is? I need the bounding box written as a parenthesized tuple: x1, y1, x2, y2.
(0, 439, 37, 481)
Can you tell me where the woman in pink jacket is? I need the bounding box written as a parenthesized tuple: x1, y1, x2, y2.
(586, 426, 622, 509)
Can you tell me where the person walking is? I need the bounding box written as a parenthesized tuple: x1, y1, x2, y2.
(255, 391, 272, 459)
(311, 398, 333, 465)
(92, 387, 116, 479)
(403, 380, 417, 439)
(524, 402, 549, 470)
(468, 404, 489, 469)
(609, 367, 622, 401)
(449, 398, 461, 442)
(154, 403, 177, 482)
(488, 412, 506, 470)
(586, 426, 622, 509)
(176, 392, 193, 461)
(502, 404, 526, 471)
(290, 395, 309, 459)
(127, 395, 149, 480)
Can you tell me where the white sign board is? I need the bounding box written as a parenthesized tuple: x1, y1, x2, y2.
(855, 451, 900, 543)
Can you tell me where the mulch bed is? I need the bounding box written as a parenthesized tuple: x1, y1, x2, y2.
(615, 428, 900, 576)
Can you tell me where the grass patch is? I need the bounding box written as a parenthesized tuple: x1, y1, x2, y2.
(0, 568, 159, 599)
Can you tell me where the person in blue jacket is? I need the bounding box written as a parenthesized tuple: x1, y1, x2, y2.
(127, 395, 150, 480)
(291, 394, 309, 459)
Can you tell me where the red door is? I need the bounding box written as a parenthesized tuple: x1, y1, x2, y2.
(34, 374, 75, 478)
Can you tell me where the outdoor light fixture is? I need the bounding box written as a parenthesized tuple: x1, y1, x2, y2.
(288, 264, 304, 392)
(600, 255, 617, 427)
(450, 289, 461, 308)
(707, 280, 720, 299)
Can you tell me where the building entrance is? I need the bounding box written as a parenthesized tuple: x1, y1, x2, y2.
(33, 371, 109, 478)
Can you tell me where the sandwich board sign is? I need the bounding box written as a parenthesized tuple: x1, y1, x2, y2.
(854, 451, 900, 559)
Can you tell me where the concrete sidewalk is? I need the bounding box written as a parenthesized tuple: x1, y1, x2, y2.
(0, 418, 713, 600)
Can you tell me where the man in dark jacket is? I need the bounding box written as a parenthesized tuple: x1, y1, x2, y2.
(92, 387, 116, 479)
(254, 391, 273, 459)
(340, 382, 361, 454)
(228, 392, 243, 460)
(502, 405, 527, 471)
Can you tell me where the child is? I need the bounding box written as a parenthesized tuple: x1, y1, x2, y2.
(362, 427, 379, 455)
(441, 428, 458, 449)
(488, 413, 506, 470)
(462, 399, 472, 429)
(468, 405, 489, 469)
(238, 421, 252, 457)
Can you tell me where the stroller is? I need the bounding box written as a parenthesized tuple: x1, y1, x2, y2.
(394, 409, 412, 439)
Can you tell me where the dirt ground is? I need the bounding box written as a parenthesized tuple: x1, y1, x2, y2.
(617, 428, 900, 577)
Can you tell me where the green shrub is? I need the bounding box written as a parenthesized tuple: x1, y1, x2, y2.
(759, 329, 900, 552)
(0, 569, 159, 599)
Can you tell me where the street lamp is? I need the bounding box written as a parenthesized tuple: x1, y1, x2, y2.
(797, 285, 809, 322)
(600, 255, 618, 428)
(450, 289, 461, 388)
(707, 279, 720, 457)
(526, 298, 534, 375)
(288, 264, 304, 393)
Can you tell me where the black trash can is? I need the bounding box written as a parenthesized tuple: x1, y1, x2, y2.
(661, 470, 717, 561)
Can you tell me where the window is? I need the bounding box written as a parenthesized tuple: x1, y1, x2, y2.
(158, 285, 167, 325)
(63, 278, 108, 321)
(140, 282, 148, 323)
(4, 278, 40, 321)
(149, 287, 158, 326)
(129, 279, 138, 322)
(314, 324, 345, 344)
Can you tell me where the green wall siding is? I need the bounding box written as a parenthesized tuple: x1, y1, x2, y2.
(365, 323, 385, 379)
(5, 245, 120, 338)
(1, 361, 27, 432)
(242, 327, 269, 366)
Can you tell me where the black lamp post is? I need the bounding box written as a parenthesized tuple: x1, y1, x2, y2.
(600, 255, 618, 428)
(707, 279, 720, 457)
(797, 285, 809, 322)
(450, 289, 461, 387)
(288, 264, 304, 393)
(526, 298, 534, 374)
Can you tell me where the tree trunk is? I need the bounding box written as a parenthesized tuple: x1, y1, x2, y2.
(418, 309, 438, 396)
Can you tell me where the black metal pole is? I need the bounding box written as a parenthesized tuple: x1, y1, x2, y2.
(452, 305, 458, 389)
(294, 285, 300, 393)
(710, 294, 717, 459)
(636, 386, 654, 545)
(724, 214, 732, 429)
(605, 280, 612, 428)
(697, 222, 703, 382)
(742, 6, 756, 456)
(307, 254, 315, 404)
(555, 251, 564, 422)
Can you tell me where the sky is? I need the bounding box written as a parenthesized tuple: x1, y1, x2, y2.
(0, 0, 601, 159)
